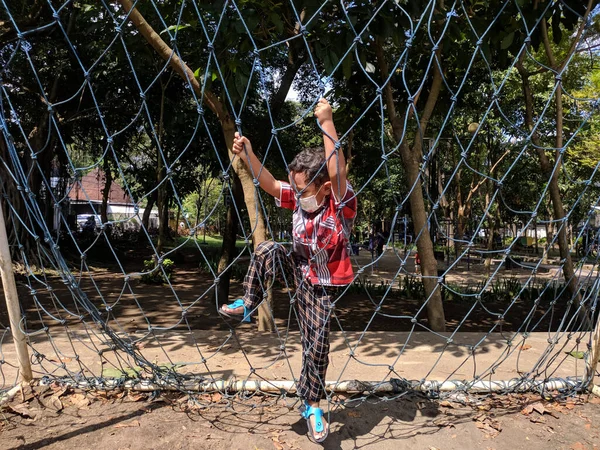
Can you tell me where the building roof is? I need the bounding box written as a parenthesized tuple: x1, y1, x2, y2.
(68, 168, 133, 205)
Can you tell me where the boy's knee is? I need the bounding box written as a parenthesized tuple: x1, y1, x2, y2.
(255, 240, 281, 255)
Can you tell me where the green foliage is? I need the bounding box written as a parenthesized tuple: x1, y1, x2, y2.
(141, 258, 175, 284)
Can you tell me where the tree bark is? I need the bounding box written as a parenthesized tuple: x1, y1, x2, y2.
(141, 191, 157, 236)
(118, 0, 275, 327)
(216, 174, 242, 303)
(101, 157, 112, 239)
(375, 39, 446, 331)
(516, 58, 583, 316)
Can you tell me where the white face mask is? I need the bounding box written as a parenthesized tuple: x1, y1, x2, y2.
(298, 184, 325, 213)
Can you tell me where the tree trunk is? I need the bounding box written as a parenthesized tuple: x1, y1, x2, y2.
(216, 175, 242, 303)
(517, 60, 582, 312)
(175, 205, 181, 235)
(140, 191, 157, 237)
(400, 144, 446, 331)
(117, 0, 274, 329)
(101, 158, 112, 239)
(157, 186, 169, 253)
(220, 119, 272, 331)
(374, 37, 446, 331)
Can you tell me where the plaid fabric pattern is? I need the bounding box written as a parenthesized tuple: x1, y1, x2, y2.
(242, 240, 332, 401)
(276, 181, 357, 286)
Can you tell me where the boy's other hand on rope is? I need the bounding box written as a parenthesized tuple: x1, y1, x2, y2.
(232, 131, 253, 162)
(314, 98, 333, 125)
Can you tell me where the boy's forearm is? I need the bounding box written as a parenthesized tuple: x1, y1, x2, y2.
(322, 120, 347, 196)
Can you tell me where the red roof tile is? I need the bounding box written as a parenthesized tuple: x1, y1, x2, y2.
(68, 168, 132, 204)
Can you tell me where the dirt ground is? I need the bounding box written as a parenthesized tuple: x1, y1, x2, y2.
(6, 249, 598, 337)
(1, 384, 600, 450)
(2, 245, 599, 449)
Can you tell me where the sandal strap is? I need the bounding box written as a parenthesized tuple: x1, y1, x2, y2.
(230, 299, 245, 308)
(302, 403, 325, 434)
(222, 299, 250, 323)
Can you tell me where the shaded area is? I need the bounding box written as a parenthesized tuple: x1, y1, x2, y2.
(1, 387, 599, 450)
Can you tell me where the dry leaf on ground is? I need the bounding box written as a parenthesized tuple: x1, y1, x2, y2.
(39, 395, 63, 412)
(474, 414, 502, 438)
(433, 418, 456, 428)
(521, 404, 534, 415)
(529, 415, 546, 424)
(570, 442, 587, 450)
(68, 393, 90, 408)
(113, 419, 141, 428)
(7, 403, 37, 419)
(440, 400, 459, 408)
(269, 432, 285, 450)
(532, 402, 548, 415)
(125, 392, 145, 402)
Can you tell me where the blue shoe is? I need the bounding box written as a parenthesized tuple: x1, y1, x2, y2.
(299, 400, 329, 443)
(219, 299, 251, 323)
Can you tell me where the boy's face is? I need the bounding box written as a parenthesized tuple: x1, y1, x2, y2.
(290, 171, 331, 204)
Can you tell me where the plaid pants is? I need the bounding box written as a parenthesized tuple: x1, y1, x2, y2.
(241, 240, 333, 402)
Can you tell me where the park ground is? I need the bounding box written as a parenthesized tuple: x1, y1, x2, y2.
(1, 383, 600, 450)
(1, 244, 599, 449)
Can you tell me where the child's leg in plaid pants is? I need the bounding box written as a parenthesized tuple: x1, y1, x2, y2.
(296, 283, 332, 402)
(239, 240, 332, 402)
(240, 240, 298, 311)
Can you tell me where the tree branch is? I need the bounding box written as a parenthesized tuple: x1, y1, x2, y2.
(117, 0, 225, 121)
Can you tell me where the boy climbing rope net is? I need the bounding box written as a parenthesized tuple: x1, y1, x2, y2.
(219, 98, 357, 443)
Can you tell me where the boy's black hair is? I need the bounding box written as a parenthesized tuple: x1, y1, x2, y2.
(288, 147, 330, 187)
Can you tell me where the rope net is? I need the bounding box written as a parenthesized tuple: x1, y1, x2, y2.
(1, 0, 600, 410)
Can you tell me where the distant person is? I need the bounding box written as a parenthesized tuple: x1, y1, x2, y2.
(376, 231, 386, 258)
(218, 98, 356, 443)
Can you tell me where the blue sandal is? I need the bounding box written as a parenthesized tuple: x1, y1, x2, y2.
(219, 299, 251, 323)
(300, 401, 329, 443)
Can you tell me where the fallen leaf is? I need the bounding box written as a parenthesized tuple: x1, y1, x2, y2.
(125, 392, 145, 402)
(68, 393, 90, 408)
(433, 418, 456, 428)
(529, 415, 546, 424)
(440, 400, 458, 408)
(211, 393, 222, 403)
(566, 351, 586, 359)
(521, 404, 534, 415)
(269, 432, 285, 450)
(474, 414, 502, 437)
(113, 419, 141, 428)
(570, 443, 587, 450)
(347, 410, 361, 418)
(39, 395, 63, 412)
(47, 356, 73, 364)
(532, 402, 548, 415)
(521, 344, 532, 351)
(565, 402, 575, 410)
(7, 403, 37, 418)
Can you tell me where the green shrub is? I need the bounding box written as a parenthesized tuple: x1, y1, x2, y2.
(141, 258, 174, 284)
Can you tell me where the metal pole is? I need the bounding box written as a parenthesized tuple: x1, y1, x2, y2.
(0, 200, 32, 382)
(57, 376, 583, 394)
